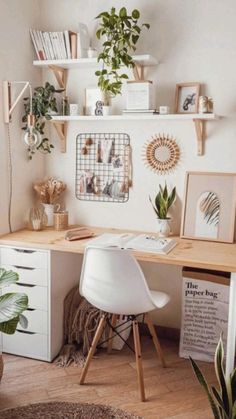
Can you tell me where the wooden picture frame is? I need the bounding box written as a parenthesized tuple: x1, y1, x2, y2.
(174, 82, 200, 114)
(181, 172, 236, 243)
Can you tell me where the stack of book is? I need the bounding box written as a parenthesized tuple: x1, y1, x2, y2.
(30, 26, 89, 60)
(122, 109, 158, 115)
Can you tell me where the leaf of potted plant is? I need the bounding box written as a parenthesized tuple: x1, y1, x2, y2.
(149, 183, 176, 237)
(95, 7, 150, 115)
(22, 82, 64, 159)
(0, 269, 28, 381)
(190, 336, 235, 419)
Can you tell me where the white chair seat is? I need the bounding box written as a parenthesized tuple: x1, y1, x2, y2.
(150, 290, 170, 309)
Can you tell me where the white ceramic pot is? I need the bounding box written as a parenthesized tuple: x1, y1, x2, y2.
(157, 219, 171, 237)
(42, 204, 60, 227)
(102, 105, 111, 116)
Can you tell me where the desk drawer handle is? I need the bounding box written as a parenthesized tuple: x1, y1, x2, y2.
(13, 249, 35, 254)
(17, 330, 36, 335)
(13, 265, 35, 271)
(26, 308, 35, 312)
(16, 283, 36, 288)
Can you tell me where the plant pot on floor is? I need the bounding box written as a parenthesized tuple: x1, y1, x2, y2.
(157, 219, 171, 237)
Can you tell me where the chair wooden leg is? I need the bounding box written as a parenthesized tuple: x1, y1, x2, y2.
(145, 313, 166, 368)
(79, 314, 106, 385)
(132, 319, 146, 402)
(107, 314, 117, 354)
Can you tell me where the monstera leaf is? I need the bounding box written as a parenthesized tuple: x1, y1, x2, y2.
(0, 269, 28, 335)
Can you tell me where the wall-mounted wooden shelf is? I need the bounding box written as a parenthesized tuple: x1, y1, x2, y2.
(33, 54, 158, 88)
(50, 113, 219, 155)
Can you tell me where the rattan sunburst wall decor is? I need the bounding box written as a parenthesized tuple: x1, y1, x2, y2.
(142, 133, 180, 174)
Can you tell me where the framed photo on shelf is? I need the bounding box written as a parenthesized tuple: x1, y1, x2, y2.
(175, 82, 200, 114)
(85, 88, 103, 116)
(181, 172, 236, 243)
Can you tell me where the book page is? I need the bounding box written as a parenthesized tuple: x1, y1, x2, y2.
(87, 233, 134, 248)
(124, 234, 177, 254)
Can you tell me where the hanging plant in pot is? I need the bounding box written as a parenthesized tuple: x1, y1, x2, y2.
(149, 183, 176, 237)
(22, 82, 64, 159)
(95, 7, 150, 115)
(0, 269, 28, 381)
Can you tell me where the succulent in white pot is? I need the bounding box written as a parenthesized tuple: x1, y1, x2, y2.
(149, 183, 176, 237)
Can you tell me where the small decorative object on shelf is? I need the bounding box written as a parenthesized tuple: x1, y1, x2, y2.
(28, 206, 47, 231)
(62, 96, 70, 116)
(95, 7, 150, 114)
(142, 134, 180, 174)
(159, 106, 170, 115)
(22, 82, 64, 159)
(69, 103, 79, 116)
(126, 80, 155, 111)
(87, 46, 98, 58)
(175, 82, 200, 114)
(149, 183, 176, 237)
(33, 177, 67, 226)
(199, 96, 214, 113)
(76, 133, 132, 203)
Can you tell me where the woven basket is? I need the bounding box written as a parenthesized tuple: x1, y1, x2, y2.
(0, 355, 3, 382)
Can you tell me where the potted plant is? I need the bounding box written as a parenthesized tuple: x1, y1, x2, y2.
(149, 183, 176, 237)
(95, 7, 150, 114)
(190, 336, 235, 419)
(22, 82, 64, 159)
(0, 269, 28, 381)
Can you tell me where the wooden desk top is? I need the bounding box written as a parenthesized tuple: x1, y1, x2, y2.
(0, 226, 236, 273)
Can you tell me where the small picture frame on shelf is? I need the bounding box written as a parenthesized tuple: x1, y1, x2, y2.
(181, 172, 236, 243)
(85, 88, 103, 116)
(175, 82, 200, 114)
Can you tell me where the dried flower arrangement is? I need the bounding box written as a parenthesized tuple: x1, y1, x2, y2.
(33, 177, 67, 204)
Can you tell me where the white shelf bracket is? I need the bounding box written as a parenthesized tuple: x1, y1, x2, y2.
(51, 120, 67, 153)
(193, 119, 205, 156)
(49, 65, 68, 89)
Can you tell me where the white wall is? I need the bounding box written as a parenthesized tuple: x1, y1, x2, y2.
(0, 0, 44, 234)
(3, 0, 235, 328)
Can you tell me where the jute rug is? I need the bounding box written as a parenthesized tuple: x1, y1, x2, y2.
(0, 401, 143, 419)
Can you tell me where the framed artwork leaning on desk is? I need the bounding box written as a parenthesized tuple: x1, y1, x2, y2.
(181, 172, 236, 243)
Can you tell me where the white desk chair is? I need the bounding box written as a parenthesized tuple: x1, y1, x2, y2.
(79, 246, 170, 401)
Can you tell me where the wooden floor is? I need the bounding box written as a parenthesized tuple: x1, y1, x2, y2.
(0, 336, 216, 418)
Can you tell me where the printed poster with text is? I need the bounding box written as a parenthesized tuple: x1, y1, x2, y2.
(179, 276, 229, 362)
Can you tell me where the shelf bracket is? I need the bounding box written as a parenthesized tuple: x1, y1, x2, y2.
(49, 65, 67, 89)
(193, 119, 205, 156)
(51, 120, 67, 153)
(133, 64, 144, 81)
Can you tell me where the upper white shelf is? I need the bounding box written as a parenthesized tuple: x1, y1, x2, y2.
(33, 54, 158, 69)
(50, 113, 218, 122)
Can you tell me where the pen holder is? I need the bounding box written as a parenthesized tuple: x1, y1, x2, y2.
(54, 211, 68, 231)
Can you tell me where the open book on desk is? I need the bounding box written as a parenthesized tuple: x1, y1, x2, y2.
(87, 233, 177, 255)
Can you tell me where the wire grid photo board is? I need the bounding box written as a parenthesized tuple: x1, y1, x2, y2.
(76, 133, 131, 203)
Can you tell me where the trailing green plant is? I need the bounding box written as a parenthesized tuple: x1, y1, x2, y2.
(190, 336, 236, 419)
(0, 269, 28, 334)
(22, 82, 64, 159)
(95, 7, 150, 101)
(149, 183, 176, 219)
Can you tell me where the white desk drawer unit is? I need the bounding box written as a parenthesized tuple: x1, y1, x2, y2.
(0, 244, 79, 362)
(1, 264, 48, 286)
